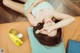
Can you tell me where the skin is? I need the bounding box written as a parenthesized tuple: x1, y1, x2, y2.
(26, 9, 75, 36)
(3, 0, 43, 14)
(2, 0, 80, 52)
(3, 0, 24, 14)
(0, 17, 80, 51)
(40, 20, 57, 37)
(3, 0, 75, 37)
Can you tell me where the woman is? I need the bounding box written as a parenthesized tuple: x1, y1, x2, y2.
(26, 9, 75, 53)
(24, 0, 75, 47)
(3, 0, 75, 53)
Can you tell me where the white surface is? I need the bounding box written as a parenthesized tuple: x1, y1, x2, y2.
(17, 33, 23, 38)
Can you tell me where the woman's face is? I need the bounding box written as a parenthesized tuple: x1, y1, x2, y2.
(35, 9, 57, 37)
(41, 18, 57, 37)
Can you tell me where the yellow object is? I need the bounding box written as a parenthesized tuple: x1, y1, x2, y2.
(8, 29, 23, 46)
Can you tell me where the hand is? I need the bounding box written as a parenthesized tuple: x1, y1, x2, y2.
(35, 27, 50, 34)
(40, 26, 56, 34)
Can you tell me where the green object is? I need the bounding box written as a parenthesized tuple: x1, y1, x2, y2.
(8, 29, 23, 46)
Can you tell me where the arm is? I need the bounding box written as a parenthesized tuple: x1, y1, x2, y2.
(3, 0, 24, 14)
(26, 0, 44, 26)
(26, 13, 38, 26)
(41, 9, 75, 29)
(26, 0, 44, 13)
(41, 10, 75, 33)
(50, 11, 75, 30)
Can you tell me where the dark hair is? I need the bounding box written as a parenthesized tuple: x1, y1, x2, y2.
(33, 20, 62, 46)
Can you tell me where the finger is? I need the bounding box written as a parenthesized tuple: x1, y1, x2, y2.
(35, 30, 41, 34)
(40, 28, 47, 32)
(39, 29, 44, 32)
(36, 29, 44, 33)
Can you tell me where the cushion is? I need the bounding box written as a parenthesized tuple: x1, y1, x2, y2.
(27, 27, 66, 53)
(67, 40, 80, 53)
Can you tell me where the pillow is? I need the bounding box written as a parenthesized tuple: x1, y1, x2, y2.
(27, 27, 66, 53)
(67, 40, 80, 53)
